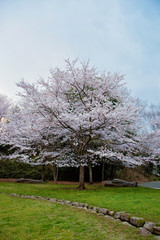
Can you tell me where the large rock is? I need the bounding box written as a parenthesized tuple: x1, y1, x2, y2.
(130, 217, 145, 227)
(104, 215, 115, 220)
(98, 208, 108, 215)
(143, 222, 155, 233)
(38, 196, 45, 200)
(84, 204, 89, 209)
(15, 178, 44, 184)
(88, 206, 93, 210)
(138, 227, 152, 235)
(57, 199, 64, 203)
(104, 179, 137, 187)
(112, 179, 137, 187)
(11, 193, 19, 197)
(114, 211, 125, 219)
(49, 198, 57, 202)
(79, 203, 85, 207)
(120, 213, 130, 222)
(93, 207, 99, 213)
(153, 226, 160, 235)
(30, 195, 37, 199)
(64, 200, 71, 205)
(108, 210, 114, 216)
(121, 222, 135, 228)
(24, 195, 31, 198)
(72, 202, 79, 207)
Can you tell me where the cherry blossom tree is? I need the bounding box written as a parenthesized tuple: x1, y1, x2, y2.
(142, 104, 160, 174)
(0, 94, 11, 121)
(15, 59, 144, 189)
(0, 94, 12, 160)
(0, 102, 74, 182)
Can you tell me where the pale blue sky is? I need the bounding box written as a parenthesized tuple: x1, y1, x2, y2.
(0, 0, 160, 104)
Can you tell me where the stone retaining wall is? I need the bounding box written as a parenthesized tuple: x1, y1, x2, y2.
(10, 193, 160, 237)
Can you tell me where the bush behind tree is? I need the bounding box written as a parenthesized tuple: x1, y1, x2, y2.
(0, 159, 155, 182)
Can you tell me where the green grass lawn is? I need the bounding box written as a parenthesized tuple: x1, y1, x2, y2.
(0, 194, 154, 240)
(0, 182, 160, 224)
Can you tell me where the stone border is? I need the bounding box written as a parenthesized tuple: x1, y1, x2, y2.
(10, 193, 160, 236)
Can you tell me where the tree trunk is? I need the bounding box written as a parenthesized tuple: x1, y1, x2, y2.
(78, 165, 85, 189)
(41, 165, 45, 181)
(88, 164, 93, 184)
(110, 165, 116, 179)
(50, 164, 58, 184)
(102, 160, 105, 182)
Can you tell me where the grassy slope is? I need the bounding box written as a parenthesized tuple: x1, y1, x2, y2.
(0, 182, 160, 223)
(0, 194, 154, 240)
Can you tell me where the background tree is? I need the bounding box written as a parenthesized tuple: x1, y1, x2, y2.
(0, 94, 11, 121)
(0, 94, 12, 160)
(0, 103, 72, 183)
(143, 104, 160, 174)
